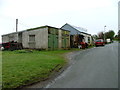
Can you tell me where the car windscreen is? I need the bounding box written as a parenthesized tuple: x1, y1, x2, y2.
(95, 40, 103, 42)
(95, 40, 101, 42)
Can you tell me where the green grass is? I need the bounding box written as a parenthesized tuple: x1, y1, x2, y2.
(113, 39, 120, 43)
(88, 45, 95, 49)
(2, 49, 80, 88)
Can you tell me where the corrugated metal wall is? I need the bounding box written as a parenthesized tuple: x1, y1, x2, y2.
(61, 30, 70, 49)
(48, 27, 58, 50)
(48, 28, 70, 50)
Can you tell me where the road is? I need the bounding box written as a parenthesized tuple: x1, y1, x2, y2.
(46, 42, 118, 88)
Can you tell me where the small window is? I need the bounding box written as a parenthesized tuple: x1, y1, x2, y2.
(29, 35, 35, 42)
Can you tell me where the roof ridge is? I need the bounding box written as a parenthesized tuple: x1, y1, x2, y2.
(65, 23, 87, 32)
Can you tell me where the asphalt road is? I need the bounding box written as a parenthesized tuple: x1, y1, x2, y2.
(46, 42, 118, 88)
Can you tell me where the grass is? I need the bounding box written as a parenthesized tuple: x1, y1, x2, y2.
(2, 49, 80, 89)
(113, 39, 120, 43)
(2, 46, 94, 89)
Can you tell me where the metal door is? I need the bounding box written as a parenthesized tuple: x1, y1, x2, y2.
(48, 28, 58, 50)
(48, 34, 54, 50)
(62, 31, 66, 49)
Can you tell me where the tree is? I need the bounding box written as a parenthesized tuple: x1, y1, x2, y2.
(92, 34, 98, 40)
(98, 32, 104, 39)
(118, 30, 120, 41)
(114, 35, 118, 38)
(104, 30, 115, 41)
(118, 30, 120, 38)
(97, 30, 115, 41)
(105, 32, 108, 39)
(107, 30, 115, 40)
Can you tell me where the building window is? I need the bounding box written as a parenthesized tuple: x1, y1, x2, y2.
(29, 35, 35, 42)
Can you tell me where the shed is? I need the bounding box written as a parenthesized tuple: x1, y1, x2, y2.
(61, 23, 92, 46)
(2, 25, 70, 50)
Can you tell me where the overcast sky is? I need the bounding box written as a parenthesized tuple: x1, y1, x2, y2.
(0, 0, 119, 43)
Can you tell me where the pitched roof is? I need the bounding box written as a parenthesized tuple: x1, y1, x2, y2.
(61, 23, 91, 35)
(69, 24, 87, 32)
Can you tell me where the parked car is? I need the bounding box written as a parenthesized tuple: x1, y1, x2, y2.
(95, 39, 105, 47)
(106, 39, 111, 43)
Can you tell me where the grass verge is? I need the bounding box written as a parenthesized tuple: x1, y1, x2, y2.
(2, 49, 80, 89)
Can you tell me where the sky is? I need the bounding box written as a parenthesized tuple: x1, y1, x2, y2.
(0, 0, 119, 43)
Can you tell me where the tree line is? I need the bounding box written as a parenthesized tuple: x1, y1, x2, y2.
(93, 30, 120, 42)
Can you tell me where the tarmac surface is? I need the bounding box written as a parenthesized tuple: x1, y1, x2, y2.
(46, 42, 118, 88)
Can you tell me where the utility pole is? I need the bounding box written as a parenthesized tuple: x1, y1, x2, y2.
(16, 19, 18, 32)
(104, 25, 106, 42)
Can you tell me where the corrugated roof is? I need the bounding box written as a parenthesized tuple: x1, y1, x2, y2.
(61, 23, 91, 36)
(68, 24, 87, 32)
